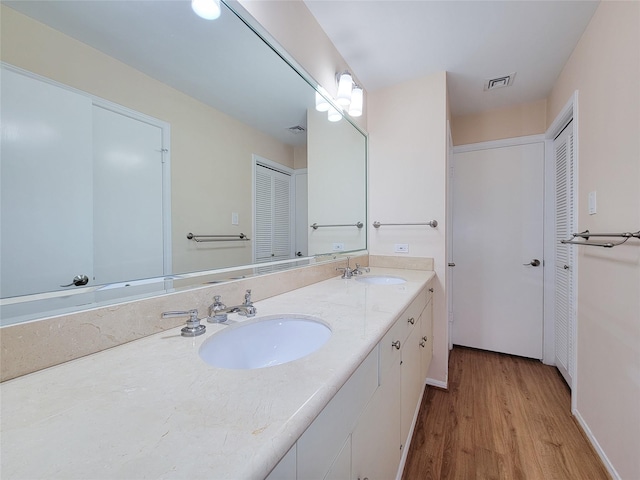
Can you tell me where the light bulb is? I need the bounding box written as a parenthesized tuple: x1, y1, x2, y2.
(348, 86, 363, 117)
(336, 72, 353, 107)
(327, 106, 342, 122)
(192, 0, 221, 20)
(315, 89, 331, 112)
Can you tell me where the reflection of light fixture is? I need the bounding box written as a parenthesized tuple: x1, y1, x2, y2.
(327, 106, 343, 122)
(314, 70, 363, 121)
(192, 0, 221, 20)
(315, 88, 331, 112)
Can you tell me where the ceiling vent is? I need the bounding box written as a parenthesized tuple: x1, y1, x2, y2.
(484, 72, 516, 91)
(287, 125, 306, 134)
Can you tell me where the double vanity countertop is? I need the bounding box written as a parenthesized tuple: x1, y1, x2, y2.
(0, 267, 434, 479)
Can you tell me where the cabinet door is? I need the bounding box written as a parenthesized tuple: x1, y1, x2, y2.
(297, 349, 377, 479)
(352, 360, 401, 480)
(420, 298, 434, 381)
(400, 319, 424, 446)
(324, 436, 351, 480)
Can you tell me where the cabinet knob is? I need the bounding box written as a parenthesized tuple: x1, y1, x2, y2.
(420, 341, 426, 347)
(407, 317, 415, 325)
(422, 336, 428, 342)
(429, 287, 434, 292)
(392, 340, 401, 350)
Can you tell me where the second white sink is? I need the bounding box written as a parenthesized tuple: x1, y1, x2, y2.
(199, 315, 331, 369)
(355, 275, 407, 285)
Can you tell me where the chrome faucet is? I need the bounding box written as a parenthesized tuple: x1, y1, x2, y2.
(352, 263, 370, 276)
(162, 309, 206, 337)
(207, 289, 257, 323)
(336, 257, 354, 279)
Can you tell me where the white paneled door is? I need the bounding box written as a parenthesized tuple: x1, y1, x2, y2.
(452, 142, 544, 359)
(92, 105, 165, 285)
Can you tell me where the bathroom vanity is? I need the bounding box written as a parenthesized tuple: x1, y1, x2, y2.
(0, 267, 434, 479)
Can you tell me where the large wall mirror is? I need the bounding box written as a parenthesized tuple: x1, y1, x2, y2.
(0, 0, 367, 325)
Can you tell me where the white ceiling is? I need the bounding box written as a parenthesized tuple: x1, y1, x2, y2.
(303, 0, 600, 116)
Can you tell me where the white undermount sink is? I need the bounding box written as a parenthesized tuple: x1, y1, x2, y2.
(355, 275, 407, 285)
(198, 315, 331, 369)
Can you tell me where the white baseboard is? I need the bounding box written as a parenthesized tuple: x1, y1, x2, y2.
(426, 377, 447, 389)
(573, 408, 620, 479)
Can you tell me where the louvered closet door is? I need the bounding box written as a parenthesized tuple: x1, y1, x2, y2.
(554, 121, 575, 387)
(255, 164, 292, 263)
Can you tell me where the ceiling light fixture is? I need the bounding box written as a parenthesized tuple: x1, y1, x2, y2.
(314, 71, 363, 121)
(192, 0, 221, 20)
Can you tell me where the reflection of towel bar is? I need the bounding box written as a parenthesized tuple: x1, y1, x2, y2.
(560, 229, 640, 248)
(310, 222, 364, 230)
(187, 233, 250, 242)
(373, 220, 438, 228)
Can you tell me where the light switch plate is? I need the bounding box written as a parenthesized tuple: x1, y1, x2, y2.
(231, 212, 239, 225)
(394, 243, 409, 253)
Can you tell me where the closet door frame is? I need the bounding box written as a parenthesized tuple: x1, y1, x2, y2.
(544, 91, 579, 411)
(252, 155, 296, 264)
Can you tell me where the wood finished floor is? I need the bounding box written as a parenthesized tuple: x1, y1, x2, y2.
(402, 347, 610, 480)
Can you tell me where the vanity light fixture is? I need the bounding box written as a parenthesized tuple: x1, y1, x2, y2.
(336, 72, 353, 106)
(314, 71, 364, 121)
(192, 0, 221, 20)
(348, 85, 363, 117)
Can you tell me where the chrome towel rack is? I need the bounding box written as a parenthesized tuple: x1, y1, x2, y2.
(561, 230, 640, 248)
(373, 220, 438, 228)
(187, 233, 250, 242)
(310, 222, 364, 230)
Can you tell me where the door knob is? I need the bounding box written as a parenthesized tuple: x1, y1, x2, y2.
(523, 259, 541, 267)
(61, 274, 89, 287)
(564, 264, 570, 270)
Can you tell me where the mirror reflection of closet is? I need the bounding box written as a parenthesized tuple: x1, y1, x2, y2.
(0, 1, 367, 325)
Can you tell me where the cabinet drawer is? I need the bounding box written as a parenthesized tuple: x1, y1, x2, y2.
(398, 288, 428, 343)
(379, 315, 403, 380)
(297, 348, 378, 479)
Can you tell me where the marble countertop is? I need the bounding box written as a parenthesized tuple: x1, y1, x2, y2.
(0, 268, 434, 479)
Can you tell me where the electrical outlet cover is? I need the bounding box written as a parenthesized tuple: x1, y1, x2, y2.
(394, 243, 409, 253)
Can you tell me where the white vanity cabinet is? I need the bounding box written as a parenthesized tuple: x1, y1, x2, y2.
(420, 288, 434, 382)
(351, 321, 402, 480)
(267, 280, 435, 480)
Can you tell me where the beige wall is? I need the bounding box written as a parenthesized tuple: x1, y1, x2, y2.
(368, 72, 449, 385)
(0, 5, 294, 274)
(238, 0, 367, 133)
(547, 2, 640, 478)
(451, 99, 547, 146)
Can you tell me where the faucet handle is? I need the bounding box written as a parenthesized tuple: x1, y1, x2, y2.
(212, 295, 225, 307)
(208, 295, 228, 323)
(161, 309, 206, 337)
(240, 289, 257, 317)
